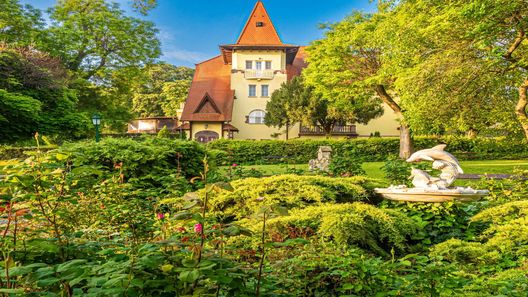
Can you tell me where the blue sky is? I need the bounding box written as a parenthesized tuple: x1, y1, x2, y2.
(21, 0, 376, 67)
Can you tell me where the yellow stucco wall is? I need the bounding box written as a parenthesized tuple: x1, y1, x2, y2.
(356, 103, 401, 137)
(191, 122, 223, 139)
(231, 49, 289, 140)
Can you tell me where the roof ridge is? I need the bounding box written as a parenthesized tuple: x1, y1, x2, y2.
(195, 55, 222, 65)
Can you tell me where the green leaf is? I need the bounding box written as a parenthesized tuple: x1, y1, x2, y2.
(37, 277, 61, 287)
(212, 182, 234, 192)
(56, 259, 87, 273)
(179, 269, 200, 283)
(0, 289, 24, 293)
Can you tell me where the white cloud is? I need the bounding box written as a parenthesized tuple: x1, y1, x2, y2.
(163, 49, 210, 65)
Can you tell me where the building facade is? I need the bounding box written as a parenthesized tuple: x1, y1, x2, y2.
(180, 1, 400, 143)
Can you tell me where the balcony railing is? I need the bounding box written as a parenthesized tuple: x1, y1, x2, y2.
(299, 125, 358, 136)
(244, 69, 274, 80)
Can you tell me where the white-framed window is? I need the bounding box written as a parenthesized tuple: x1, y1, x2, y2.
(249, 84, 256, 97)
(261, 85, 269, 97)
(255, 61, 262, 70)
(265, 61, 272, 70)
(245, 61, 252, 69)
(248, 110, 266, 124)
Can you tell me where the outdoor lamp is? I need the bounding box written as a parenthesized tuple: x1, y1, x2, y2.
(91, 114, 101, 142)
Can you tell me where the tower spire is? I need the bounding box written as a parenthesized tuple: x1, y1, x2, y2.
(236, 1, 282, 45)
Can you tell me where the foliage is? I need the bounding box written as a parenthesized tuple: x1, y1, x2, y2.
(229, 164, 265, 180)
(390, 0, 528, 139)
(381, 155, 428, 186)
(328, 148, 366, 176)
(303, 11, 413, 157)
(207, 175, 379, 220)
(208, 137, 528, 165)
(0, 45, 91, 141)
(45, 0, 160, 80)
(59, 137, 209, 195)
(131, 63, 193, 117)
(381, 201, 483, 247)
(265, 76, 381, 137)
(0, 0, 45, 46)
(266, 203, 417, 256)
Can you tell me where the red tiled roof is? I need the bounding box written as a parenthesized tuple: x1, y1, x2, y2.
(180, 56, 234, 122)
(176, 123, 190, 130)
(223, 124, 239, 132)
(287, 46, 307, 80)
(236, 1, 283, 45)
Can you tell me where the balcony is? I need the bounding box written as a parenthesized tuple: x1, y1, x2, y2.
(299, 125, 358, 137)
(244, 69, 274, 80)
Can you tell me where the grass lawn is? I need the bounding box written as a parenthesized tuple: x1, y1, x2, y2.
(222, 160, 528, 181)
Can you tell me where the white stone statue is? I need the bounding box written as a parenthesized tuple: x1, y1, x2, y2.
(374, 144, 488, 202)
(406, 144, 463, 189)
(309, 146, 332, 172)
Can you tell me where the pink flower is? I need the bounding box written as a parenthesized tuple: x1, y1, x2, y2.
(157, 213, 165, 220)
(232, 163, 238, 167)
(194, 223, 203, 233)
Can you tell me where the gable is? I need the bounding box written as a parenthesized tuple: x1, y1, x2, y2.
(195, 93, 221, 114)
(236, 1, 282, 45)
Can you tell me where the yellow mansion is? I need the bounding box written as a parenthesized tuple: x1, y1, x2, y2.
(179, 1, 399, 143)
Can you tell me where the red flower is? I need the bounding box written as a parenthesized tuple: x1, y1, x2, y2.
(157, 213, 165, 220)
(194, 223, 203, 233)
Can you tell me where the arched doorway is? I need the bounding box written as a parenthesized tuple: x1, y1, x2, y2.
(195, 130, 219, 143)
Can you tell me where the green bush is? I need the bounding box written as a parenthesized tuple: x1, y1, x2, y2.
(207, 136, 528, 165)
(266, 203, 417, 256)
(207, 175, 380, 220)
(328, 147, 366, 176)
(380, 201, 482, 247)
(61, 137, 208, 180)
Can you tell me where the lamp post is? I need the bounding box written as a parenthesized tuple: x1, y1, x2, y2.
(91, 114, 101, 142)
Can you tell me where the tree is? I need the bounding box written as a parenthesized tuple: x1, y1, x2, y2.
(265, 76, 382, 139)
(391, 0, 528, 139)
(131, 63, 194, 117)
(46, 0, 161, 80)
(0, 0, 45, 46)
(132, 0, 157, 15)
(304, 13, 413, 158)
(0, 45, 90, 140)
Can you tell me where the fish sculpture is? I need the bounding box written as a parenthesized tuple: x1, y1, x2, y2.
(406, 144, 463, 174)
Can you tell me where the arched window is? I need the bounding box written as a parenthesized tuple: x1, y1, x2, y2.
(247, 110, 266, 124)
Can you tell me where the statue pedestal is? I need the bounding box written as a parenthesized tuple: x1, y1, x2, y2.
(375, 186, 489, 203)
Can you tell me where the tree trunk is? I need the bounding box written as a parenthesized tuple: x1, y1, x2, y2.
(516, 79, 528, 140)
(374, 84, 414, 159)
(285, 122, 289, 140)
(399, 124, 413, 159)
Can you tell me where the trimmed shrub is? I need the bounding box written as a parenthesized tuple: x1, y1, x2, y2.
(60, 137, 208, 180)
(471, 201, 528, 258)
(207, 136, 528, 165)
(267, 203, 417, 256)
(207, 175, 381, 220)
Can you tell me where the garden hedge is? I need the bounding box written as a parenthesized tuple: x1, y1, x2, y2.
(207, 136, 528, 165)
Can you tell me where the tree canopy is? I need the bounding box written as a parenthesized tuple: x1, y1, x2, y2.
(265, 76, 383, 138)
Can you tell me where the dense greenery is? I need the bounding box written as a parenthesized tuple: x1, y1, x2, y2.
(1, 137, 527, 295)
(0, 0, 192, 141)
(0, 46, 91, 141)
(208, 137, 528, 165)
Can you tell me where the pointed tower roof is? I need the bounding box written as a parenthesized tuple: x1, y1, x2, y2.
(236, 1, 282, 45)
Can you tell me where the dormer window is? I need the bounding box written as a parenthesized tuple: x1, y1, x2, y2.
(256, 22, 264, 27)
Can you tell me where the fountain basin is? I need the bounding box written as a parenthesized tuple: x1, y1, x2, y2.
(375, 187, 489, 203)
